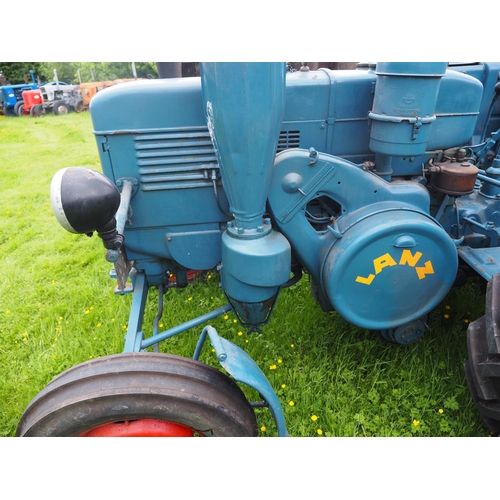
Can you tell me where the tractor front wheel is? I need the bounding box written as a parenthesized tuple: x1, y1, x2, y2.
(53, 100, 70, 115)
(30, 104, 43, 117)
(16, 352, 258, 437)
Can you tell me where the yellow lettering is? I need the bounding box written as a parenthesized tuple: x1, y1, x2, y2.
(356, 274, 375, 285)
(399, 249, 422, 267)
(373, 253, 397, 274)
(416, 260, 434, 280)
(355, 251, 435, 284)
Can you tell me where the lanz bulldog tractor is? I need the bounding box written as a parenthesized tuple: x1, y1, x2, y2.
(16, 62, 500, 436)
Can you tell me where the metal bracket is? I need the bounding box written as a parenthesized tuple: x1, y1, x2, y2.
(195, 325, 289, 437)
(116, 177, 139, 197)
(110, 266, 137, 295)
(412, 116, 422, 140)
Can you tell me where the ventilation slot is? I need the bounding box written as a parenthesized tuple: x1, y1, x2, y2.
(277, 130, 300, 152)
(135, 127, 219, 191)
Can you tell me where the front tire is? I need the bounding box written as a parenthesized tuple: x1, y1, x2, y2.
(53, 100, 70, 115)
(17, 352, 258, 437)
(30, 104, 43, 117)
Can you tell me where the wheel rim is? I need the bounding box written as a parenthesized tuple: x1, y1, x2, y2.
(80, 418, 199, 437)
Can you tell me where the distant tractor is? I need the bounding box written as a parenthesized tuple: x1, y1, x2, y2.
(0, 70, 37, 116)
(77, 79, 138, 112)
(76, 81, 114, 112)
(18, 89, 43, 116)
(36, 81, 81, 115)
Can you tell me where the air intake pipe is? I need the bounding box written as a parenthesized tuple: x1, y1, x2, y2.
(368, 62, 447, 179)
(200, 63, 291, 328)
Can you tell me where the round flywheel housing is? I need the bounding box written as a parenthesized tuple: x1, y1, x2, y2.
(322, 209, 458, 330)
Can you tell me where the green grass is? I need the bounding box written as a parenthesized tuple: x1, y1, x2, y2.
(0, 112, 490, 437)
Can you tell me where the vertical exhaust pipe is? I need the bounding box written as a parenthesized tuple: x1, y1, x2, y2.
(200, 62, 291, 327)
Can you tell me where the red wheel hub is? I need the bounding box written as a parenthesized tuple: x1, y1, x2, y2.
(80, 419, 197, 437)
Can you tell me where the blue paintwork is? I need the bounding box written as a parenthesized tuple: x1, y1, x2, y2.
(86, 62, 500, 434)
(1, 70, 37, 114)
(369, 62, 448, 158)
(199, 63, 291, 325)
(195, 326, 289, 437)
(268, 148, 458, 329)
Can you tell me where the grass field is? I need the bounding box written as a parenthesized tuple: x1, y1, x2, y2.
(0, 111, 491, 437)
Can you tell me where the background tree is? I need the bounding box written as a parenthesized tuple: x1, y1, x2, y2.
(38, 63, 81, 84)
(0, 63, 158, 86)
(74, 62, 158, 82)
(0, 63, 46, 84)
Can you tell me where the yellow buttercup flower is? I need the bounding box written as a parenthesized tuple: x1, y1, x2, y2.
(311, 415, 318, 422)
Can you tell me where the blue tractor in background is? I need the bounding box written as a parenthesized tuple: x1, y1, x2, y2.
(1, 70, 38, 116)
(16, 62, 500, 436)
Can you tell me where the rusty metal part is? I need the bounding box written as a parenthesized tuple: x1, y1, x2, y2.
(429, 160, 479, 196)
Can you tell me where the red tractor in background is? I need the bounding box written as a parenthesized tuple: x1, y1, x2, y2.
(18, 89, 43, 116)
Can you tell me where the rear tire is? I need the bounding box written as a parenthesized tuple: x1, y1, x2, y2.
(465, 314, 500, 435)
(73, 99, 84, 112)
(17, 352, 258, 437)
(464, 274, 500, 435)
(464, 358, 500, 435)
(14, 100, 24, 116)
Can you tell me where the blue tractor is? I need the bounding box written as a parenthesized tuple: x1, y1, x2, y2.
(1, 70, 38, 116)
(16, 62, 500, 436)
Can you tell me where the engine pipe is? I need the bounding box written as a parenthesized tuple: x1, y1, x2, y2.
(369, 62, 447, 181)
(200, 63, 291, 327)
